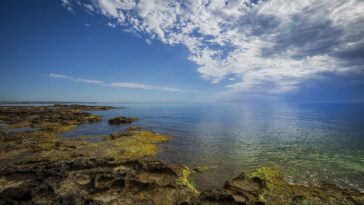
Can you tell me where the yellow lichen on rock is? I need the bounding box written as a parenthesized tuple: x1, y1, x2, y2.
(22, 129, 171, 162)
(177, 166, 199, 195)
(245, 166, 364, 205)
(97, 130, 170, 160)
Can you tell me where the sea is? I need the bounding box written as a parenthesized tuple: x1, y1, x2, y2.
(7, 102, 364, 191)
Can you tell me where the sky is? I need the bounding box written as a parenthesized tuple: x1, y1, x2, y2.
(0, 0, 363, 102)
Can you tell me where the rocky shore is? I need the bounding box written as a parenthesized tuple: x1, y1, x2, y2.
(0, 105, 363, 205)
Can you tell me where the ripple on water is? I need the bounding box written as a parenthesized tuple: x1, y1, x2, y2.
(62, 102, 364, 191)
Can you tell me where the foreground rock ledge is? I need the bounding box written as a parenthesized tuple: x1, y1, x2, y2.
(0, 158, 196, 205)
(197, 167, 363, 205)
(1, 159, 362, 205)
(0, 105, 363, 205)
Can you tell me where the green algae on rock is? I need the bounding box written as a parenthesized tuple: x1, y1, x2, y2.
(247, 167, 364, 205)
(195, 167, 364, 205)
(0, 129, 171, 165)
(87, 129, 170, 160)
(0, 104, 111, 133)
(0, 105, 169, 165)
(0, 105, 197, 204)
(0, 104, 113, 166)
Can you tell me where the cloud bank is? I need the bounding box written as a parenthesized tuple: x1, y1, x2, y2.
(67, 0, 364, 93)
(48, 73, 192, 92)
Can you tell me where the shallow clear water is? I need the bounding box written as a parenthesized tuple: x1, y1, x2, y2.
(62, 102, 364, 191)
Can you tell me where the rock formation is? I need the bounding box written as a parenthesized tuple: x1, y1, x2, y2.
(108, 116, 138, 125)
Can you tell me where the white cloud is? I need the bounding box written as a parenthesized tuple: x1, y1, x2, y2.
(74, 78, 103, 84)
(109, 82, 183, 92)
(107, 22, 116, 28)
(61, 0, 73, 11)
(145, 39, 152, 45)
(84, 3, 95, 12)
(49, 73, 73, 80)
(61, 0, 70, 6)
(48, 73, 192, 92)
(49, 73, 104, 84)
(69, 0, 364, 94)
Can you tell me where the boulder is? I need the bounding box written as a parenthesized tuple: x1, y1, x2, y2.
(108, 116, 138, 125)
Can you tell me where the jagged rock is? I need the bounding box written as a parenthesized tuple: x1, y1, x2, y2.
(0, 105, 170, 167)
(193, 166, 209, 173)
(0, 105, 113, 133)
(0, 158, 197, 205)
(108, 116, 138, 125)
(193, 167, 364, 205)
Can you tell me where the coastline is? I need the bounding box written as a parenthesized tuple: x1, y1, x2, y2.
(0, 104, 363, 204)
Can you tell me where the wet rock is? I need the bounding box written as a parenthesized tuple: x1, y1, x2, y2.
(193, 167, 364, 205)
(193, 166, 209, 173)
(0, 127, 169, 169)
(109, 132, 122, 140)
(53, 104, 114, 111)
(196, 189, 240, 205)
(108, 116, 138, 125)
(0, 104, 112, 133)
(101, 129, 170, 160)
(127, 126, 141, 131)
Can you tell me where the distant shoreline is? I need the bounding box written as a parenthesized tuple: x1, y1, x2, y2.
(2, 101, 364, 105)
(0, 101, 98, 105)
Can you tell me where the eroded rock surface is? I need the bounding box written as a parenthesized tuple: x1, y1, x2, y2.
(0, 158, 196, 205)
(193, 167, 364, 205)
(0, 105, 193, 204)
(0, 104, 113, 133)
(0, 104, 170, 164)
(0, 123, 169, 166)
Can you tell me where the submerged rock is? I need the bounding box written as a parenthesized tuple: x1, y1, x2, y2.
(127, 126, 141, 131)
(0, 105, 168, 164)
(98, 129, 170, 160)
(108, 116, 138, 125)
(193, 166, 209, 173)
(193, 167, 364, 205)
(2, 160, 362, 205)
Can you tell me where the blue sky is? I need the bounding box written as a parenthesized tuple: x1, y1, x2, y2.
(0, 0, 363, 102)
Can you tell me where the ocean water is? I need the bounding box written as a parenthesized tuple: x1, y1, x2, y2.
(62, 102, 364, 191)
